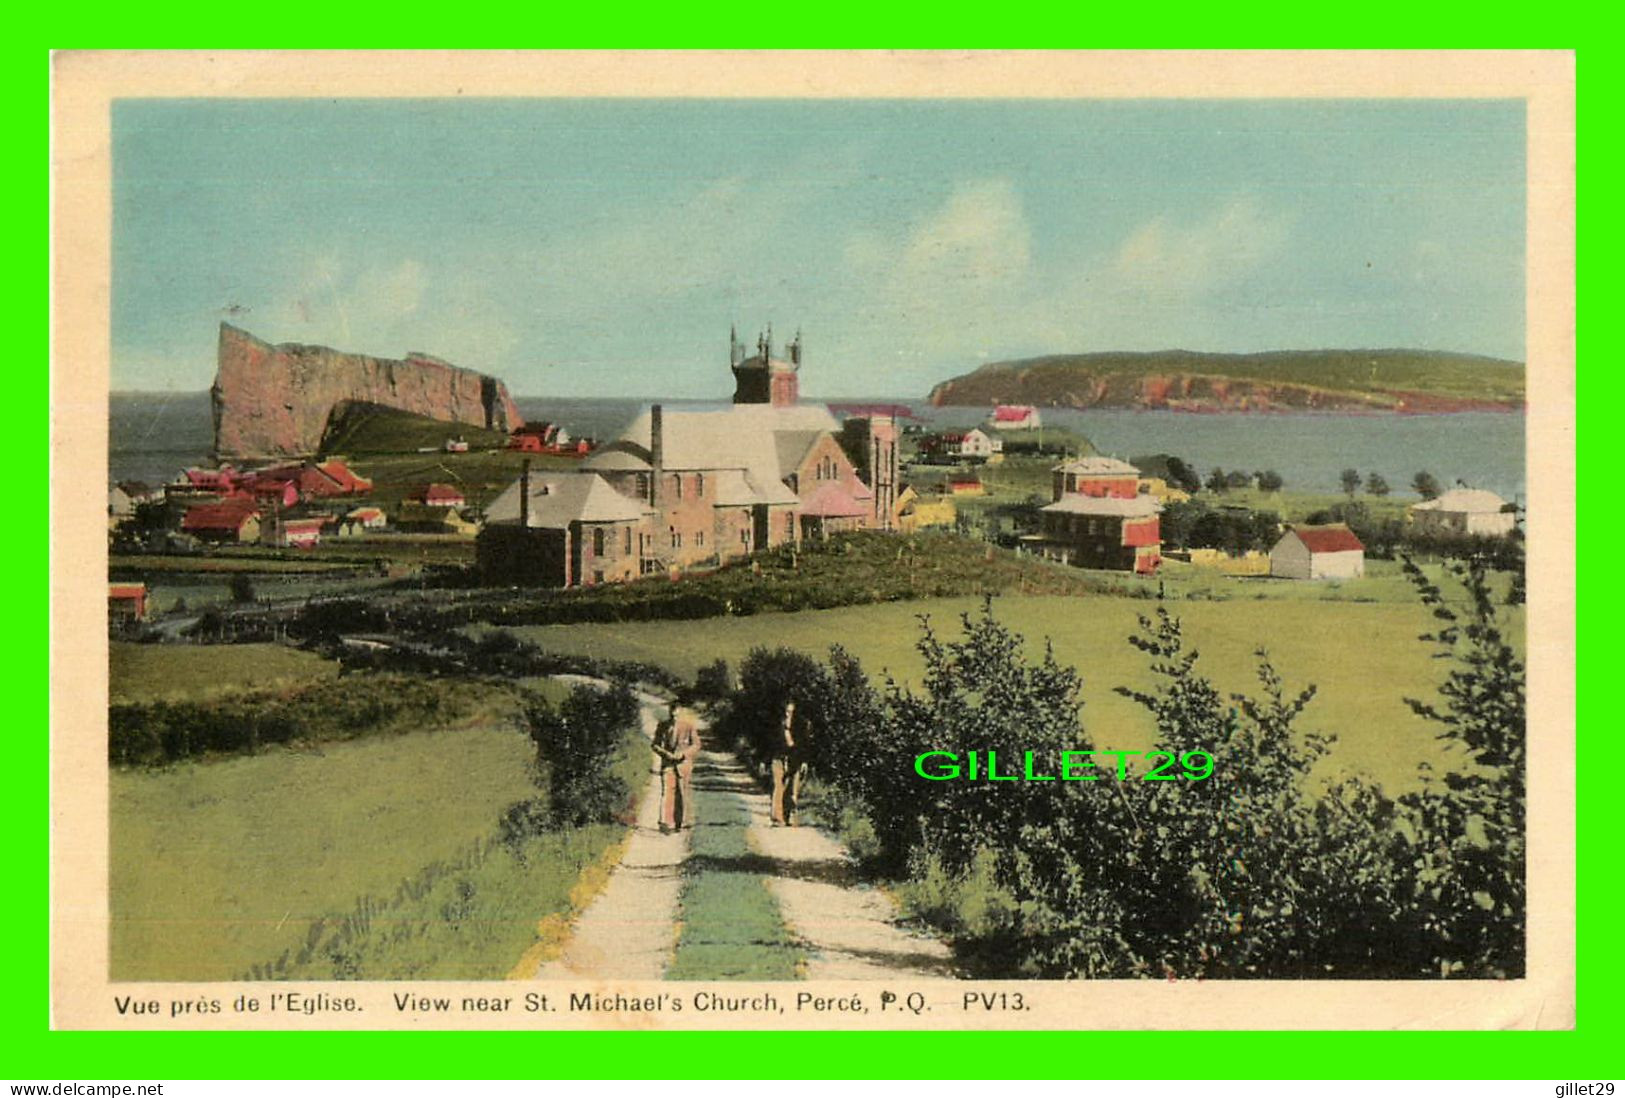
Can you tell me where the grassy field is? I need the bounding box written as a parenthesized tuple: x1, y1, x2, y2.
(503, 591, 1524, 794)
(343, 449, 580, 514)
(110, 721, 539, 981)
(110, 642, 339, 704)
(319, 402, 512, 455)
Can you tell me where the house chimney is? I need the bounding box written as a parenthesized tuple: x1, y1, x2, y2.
(650, 404, 664, 508)
(520, 459, 531, 528)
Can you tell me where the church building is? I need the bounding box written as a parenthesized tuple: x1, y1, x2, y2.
(477, 328, 901, 586)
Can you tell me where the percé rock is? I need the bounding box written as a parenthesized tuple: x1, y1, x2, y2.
(210, 323, 524, 458)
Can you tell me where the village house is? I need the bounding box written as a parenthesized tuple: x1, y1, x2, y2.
(341, 506, 387, 536)
(509, 423, 588, 455)
(108, 582, 148, 624)
(395, 502, 480, 536)
(108, 481, 160, 523)
(1024, 456, 1162, 574)
(957, 427, 1001, 459)
(1029, 496, 1163, 574)
(408, 483, 467, 509)
(919, 427, 1002, 463)
(180, 498, 261, 544)
(1053, 456, 1142, 499)
(261, 513, 326, 549)
(1270, 523, 1366, 580)
(1407, 487, 1518, 537)
(478, 327, 901, 585)
(947, 472, 985, 496)
(987, 403, 1041, 431)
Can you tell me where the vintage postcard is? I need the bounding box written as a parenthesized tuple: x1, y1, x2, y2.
(51, 50, 1575, 1031)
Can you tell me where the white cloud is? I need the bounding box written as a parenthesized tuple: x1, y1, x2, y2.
(260, 255, 518, 371)
(840, 179, 1041, 368)
(1106, 197, 1292, 303)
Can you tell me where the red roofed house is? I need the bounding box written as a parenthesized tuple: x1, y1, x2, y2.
(177, 465, 240, 493)
(315, 460, 374, 495)
(245, 461, 370, 501)
(181, 499, 261, 544)
(262, 514, 326, 549)
(988, 404, 1041, 431)
(1270, 523, 1365, 580)
(247, 479, 300, 509)
(1023, 455, 1162, 574)
(410, 483, 466, 509)
(345, 505, 386, 529)
(108, 583, 148, 623)
(1027, 495, 1163, 574)
(1052, 456, 1141, 500)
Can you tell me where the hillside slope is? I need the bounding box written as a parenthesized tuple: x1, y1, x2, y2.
(927, 349, 1524, 413)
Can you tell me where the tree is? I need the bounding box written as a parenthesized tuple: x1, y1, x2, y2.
(1256, 469, 1284, 493)
(1224, 469, 1252, 490)
(1412, 471, 1442, 500)
(1339, 468, 1362, 497)
(228, 573, 257, 604)
(1205, 468, 1228, 494)
(1397, 557, 1526, 978)
(1366, 472, 1391, 497)
(1166, 456, 1202, 495)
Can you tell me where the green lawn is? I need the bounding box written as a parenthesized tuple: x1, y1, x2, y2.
(504, 592, 1523, 794)
(666, 771, 803, 981)
(109, 642, 339, 704)
(345, 450, 579, 514)
(110, 722, 539, 981)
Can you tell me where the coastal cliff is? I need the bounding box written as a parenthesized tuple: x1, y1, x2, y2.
(210, 324, 524, 458)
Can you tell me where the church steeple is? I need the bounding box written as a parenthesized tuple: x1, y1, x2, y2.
(730, 323, 802, 407)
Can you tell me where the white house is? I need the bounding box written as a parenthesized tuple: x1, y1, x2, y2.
(956, 427, 1001, 459)
(1270, 523, 1366, 580)
(1408, 488, 1517, 537)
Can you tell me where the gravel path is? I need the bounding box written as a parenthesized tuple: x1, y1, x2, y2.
(745, 785, 958, 981)
(528, 690, 689, 980)
(523, 690, 954, 981)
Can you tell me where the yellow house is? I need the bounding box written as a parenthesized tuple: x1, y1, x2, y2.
(893, 485, 959, 531)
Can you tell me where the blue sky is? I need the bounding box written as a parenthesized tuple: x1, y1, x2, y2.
(112, 98, 1525, 398)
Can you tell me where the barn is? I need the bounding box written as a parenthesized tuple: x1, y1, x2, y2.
(1269, 524, 1366, 580)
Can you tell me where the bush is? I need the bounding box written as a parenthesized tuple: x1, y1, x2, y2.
(713, 648, 831, 776)
(692, 659, 733, 701)
(732, 594, 1522, 979)
(523, 682, 641, 829)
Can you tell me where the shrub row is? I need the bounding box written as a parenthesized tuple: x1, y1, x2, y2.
(109, 673, 489, 767)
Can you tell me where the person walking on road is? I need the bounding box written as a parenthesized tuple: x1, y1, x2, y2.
(653, 706, 702, 833)
(771, 697, 812, 827)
